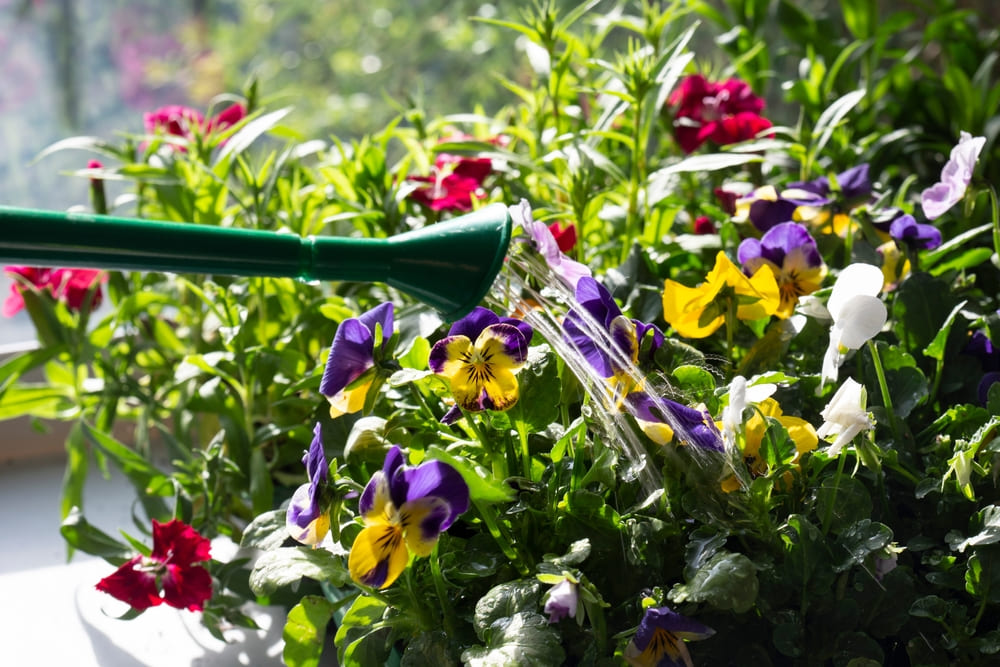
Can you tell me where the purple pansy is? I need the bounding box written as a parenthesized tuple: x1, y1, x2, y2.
(510, 199, 592, 288)
(320, 302, 394, 418)
(348, 445, 470, 588)
(888, 213, 942, 250)
(963, 330, 1000, 405)
(429, 306, 533, 422)
(921, 132, 986, 220)
(286, 423, 331, 545)
(563, 277, 663, 381)
(624, 605, 715, 667)
(627, 391, 724, 452)
(738, 221, 826, 318)
(787, 163, 872, 203)
(543, 578, 580, 623)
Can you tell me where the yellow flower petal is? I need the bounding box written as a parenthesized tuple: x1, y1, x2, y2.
(328, 379, 373, 419)
(399, 497, 450, 557)
(348, 522, 409, 589)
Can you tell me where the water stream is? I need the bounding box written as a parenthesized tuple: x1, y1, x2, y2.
(488, 234, 726, 495)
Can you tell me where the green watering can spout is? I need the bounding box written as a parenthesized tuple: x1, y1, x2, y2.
(0, 203, 512, 321)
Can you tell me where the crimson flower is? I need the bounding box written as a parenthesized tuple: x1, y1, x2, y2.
(3, 265, 106, 317)
(547, 221, 578, 252)
(96, 519, 213, 612)
(143, 102, 246, 149)
(408, 156, 492, 212)
(668, 74, 772, 153)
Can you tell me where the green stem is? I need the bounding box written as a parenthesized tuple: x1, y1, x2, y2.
(463, 412, 508, 480)
(821, 449, 848, 536)
(867, 340, 902, 445)
(988, 183, 1000, 260)
(516, 421, 532, 479)
(474, 499, 529, 576)
(429, 541, 458, 636)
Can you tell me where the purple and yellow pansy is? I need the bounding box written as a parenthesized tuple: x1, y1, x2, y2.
(428, 306, 533, 420)
(320, 302, 394, 418)
(738, 221, 827, 319)
(348, 445, 470, 589)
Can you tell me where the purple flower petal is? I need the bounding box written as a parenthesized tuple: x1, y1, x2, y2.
(627, 392, 724, 452)
(357, 302, 394, 343)
(401, 460, 470, 530)
(303, 423, 327, 485)
(748, 197, 797, 232)
(921, 132, 986, 219)
(889, 214, 941, 250)
(448, 306, 499, 340)
(320, 319, 376, 396)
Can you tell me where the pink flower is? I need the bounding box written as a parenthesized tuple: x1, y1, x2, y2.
(547, 221, 577, 253)
(143, 102, 246, 149)
(668, 74, 772, 153)
(921, 131, 986, 220)
(96, 519, 213, 612)
(408, 156, 492, 212)
(3, 266, 106, 317)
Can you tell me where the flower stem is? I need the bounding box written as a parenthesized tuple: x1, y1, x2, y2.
(429, 541, 458, 636)
(867, 340, 902, 446)
(821, 448, 848, 536)
(473, 499, 529, 576)
(988, 183, 1000, 261)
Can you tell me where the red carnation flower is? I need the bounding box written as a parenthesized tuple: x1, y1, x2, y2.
(547, 221, 578, 253)
(96, 519, 213, 612)
(3, 266, 106, 318)
(668, 74, 772, 153)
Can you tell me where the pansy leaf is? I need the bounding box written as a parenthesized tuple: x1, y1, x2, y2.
(282, 595, 336, 667)
(683, 527, 729, 580)
(947, 505, 1000, 553)
(240, 509, 289, 551)
(472, 579, 542, 640)
(334, 596, 393, 667)
(923, 300, 968, 362)
(249, 547, 351, 596)
(400, 631, 457, 666)
(668, 551, 759, 613)
(891, 272, 957, 354)
(833, 519, 893, 572)
(508, 344, 560, 432)
(425, 445, 515, 504)
(462, 612, 565, 667)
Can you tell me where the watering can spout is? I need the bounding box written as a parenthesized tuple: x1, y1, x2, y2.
(0, 203, 512, 320)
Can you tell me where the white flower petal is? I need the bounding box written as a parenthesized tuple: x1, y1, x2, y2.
(834, 295, 887, 350)
(828, 263, 884, 318)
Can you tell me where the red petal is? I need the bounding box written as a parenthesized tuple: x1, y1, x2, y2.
(95, 557, 161, 610)
(162, 563, 214, 612)
(151, 519, 211, 566)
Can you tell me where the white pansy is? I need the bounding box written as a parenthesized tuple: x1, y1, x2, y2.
(816, 377, 873, 456)
(720, 375, 777, 450)
(820, 263, 887, 391)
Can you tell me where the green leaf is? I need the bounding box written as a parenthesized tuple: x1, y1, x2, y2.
(891, 272, 958, 354)
(473, 579, 541, 640)
(811, 89, 865, 156)
(425, 445, 515, 504)
(282, 596, 336, 667)
(461, 612, 565, 667)
(684, 527, 729, 580)
(947, 505, 1000, 553)
(344, 416, 392, 459)
(400, 631, 458, 666)
(508, 345, 560, 432)
(240, 509, 289, 551)
(60, 508, 133, 561)
(923, 300, 968, 362)
(834, 520, 893, 572)
(839, 0, 876, 39)
(213, 107, 293, 166)
(671, 364, 718, 408)
(668, 551, 759, 613)
(816, 475, 872, 535)
(334, 595, 392, 667)
(0, 344, 63, 401)
(249, 547, 351, 596)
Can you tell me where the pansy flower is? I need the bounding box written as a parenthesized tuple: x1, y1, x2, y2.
(962, 330, 1000, 405)
(889, 213, 942, 250)
(348, 445, 469, 589)
(921, 131, 986, 220)
(511, 199, 591, 289)
(429, 306, 533, 421)
(320, 302, 394, 418)
(96, 519, 212, 612)
(820, 263, 887, 390)
(662, 251, 780, 339)
(624, 605, 715, 667)
(543, 576, 580, 623)
(667, 74, 772, 154)
(786, 164, 872, 236)
(564, 277, 663, 397)
(627, 391, 723, 452)
(816, 377, 873, 456)
(734, 185, 807, 234)
(286, 423, 331, 546)
(738, 222, 827, 319)
(3, 265, 106, 317)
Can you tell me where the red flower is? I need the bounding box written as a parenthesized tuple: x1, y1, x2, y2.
(668, 74, 772, 153)
(3, 266, 106, 317)
(96, 519, 213, 612)
(547, 221, 578, 253)
(693, 215, 716, 235)
(408, 155, 493, 212)
(143, 102, 246, 149)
